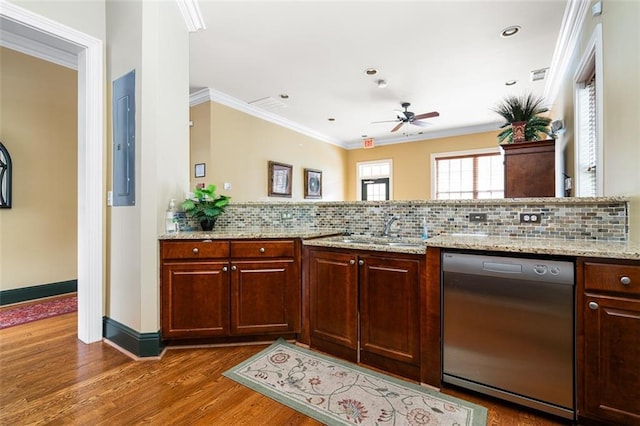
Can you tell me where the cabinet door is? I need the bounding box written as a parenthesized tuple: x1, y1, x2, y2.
(230, 259, 299, 335)
(359, 255, 421, 375)
(308, 249, 358, 361)
(582, 294, 640, 424)
(161, 261, 229, 338)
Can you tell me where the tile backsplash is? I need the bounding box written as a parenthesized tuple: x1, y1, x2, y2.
(188, 197, 628, 242)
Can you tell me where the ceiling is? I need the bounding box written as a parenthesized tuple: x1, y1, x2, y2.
(189, 0, 570, 149)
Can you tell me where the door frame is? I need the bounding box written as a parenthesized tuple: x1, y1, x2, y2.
(1, 1, 104, 343)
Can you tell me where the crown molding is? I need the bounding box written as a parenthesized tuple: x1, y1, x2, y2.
(544, 0, 590, 105)
(0, 26, 77, 69)
(175, 0, 205, 32)
(189, 88, 345, 148)
(342, 122, 503, 150)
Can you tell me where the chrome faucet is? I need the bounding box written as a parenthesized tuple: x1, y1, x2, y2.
(381, 216, 398, 237)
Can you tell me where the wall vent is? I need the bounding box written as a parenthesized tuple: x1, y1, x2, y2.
(248, 96, 288, 110)
(530, 68, 549, 82)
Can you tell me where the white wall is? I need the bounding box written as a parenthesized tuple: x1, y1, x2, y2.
(106, 0, 189, 332)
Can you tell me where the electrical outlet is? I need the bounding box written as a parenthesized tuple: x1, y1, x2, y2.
(469, 213, 487, 222)
(520, 213, 542, 223)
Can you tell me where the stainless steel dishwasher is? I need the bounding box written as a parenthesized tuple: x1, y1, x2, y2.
(442, 251, 575, 420)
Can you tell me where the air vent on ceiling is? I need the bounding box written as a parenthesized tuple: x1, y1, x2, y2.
(248, 96, 288, 110)
(530, 68, 549, 82)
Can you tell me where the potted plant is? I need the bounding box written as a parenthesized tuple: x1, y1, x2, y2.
(492, 93, 552, 143)
(181, 184, 230, 231)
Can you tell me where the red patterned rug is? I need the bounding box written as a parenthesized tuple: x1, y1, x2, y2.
(0, 296, 77, 329)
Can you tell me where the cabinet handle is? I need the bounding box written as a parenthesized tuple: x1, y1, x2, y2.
(231, 265, 237, 271)
(259, 247, 265, 253)
(349, 259, 355, 265)
(192, 247, 199, 254)
(620, 276, 631, 286)
(588, 301, 599, 310)
(358, 260, 364, 266)
(222, 266, 228, 272)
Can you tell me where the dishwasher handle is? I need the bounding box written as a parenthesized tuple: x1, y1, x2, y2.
(482, 261, 522, 274)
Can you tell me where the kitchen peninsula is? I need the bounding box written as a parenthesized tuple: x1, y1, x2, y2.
(159, 196, 639, 425)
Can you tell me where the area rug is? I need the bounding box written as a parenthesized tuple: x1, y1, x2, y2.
(224, 339, 487, 425)
(0, 296, 77, 329)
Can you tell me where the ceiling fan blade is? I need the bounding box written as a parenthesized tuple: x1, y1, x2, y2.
(391, 122, 404, 132)
(371, 119, 401, 124)
(411, 120, 432, 128)
(413, 111, 440, 120)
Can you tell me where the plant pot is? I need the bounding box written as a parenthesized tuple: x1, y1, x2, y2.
(199, 218, 217, 231)
(511, 121, 527, 143)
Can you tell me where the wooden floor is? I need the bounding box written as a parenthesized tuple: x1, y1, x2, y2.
(0, 311, 573, 425)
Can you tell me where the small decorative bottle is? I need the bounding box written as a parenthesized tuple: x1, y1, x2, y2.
(165, 199, 178, 233)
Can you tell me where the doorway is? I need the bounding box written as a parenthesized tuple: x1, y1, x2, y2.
(1, 2, 104, 343)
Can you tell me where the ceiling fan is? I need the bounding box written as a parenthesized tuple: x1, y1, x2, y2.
(373, 102, 440, 132)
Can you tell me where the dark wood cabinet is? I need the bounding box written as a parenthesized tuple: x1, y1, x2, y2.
(359, 254, 421, 380)
(578, 259, 640, 425)
(308, 249, 359, 362)
(307, 246, 423, 380)
(161, 239, 300, 341)
(502, 139, 558, 198)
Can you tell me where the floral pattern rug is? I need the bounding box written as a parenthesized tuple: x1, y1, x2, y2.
(0, 296, 77, 329)
(224, 339, 487, 425)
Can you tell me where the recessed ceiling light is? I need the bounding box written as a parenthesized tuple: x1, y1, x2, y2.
(505, 80, 517, 86)
(328, 118, 335, 121)
(500, 25, 521, 37)
(365, 68, 378, 76)
(279, 94, 289, 99)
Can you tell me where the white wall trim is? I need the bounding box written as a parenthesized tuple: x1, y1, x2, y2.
(0, 27, 77, 69)
(189, 87, 346, 148)
(0, 0, 105, 343)
(573, 23, 604, 197)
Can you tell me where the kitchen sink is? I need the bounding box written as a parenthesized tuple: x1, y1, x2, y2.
(337, 237, 424, 249)
(384, 242, 425, 248)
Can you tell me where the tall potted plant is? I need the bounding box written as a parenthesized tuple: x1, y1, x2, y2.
(492, 93, 552, 143)
(181, 184, 230, 231)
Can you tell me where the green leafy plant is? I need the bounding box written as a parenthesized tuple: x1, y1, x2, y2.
(492, 93, 552, 143)
(181, 184, 230, 221)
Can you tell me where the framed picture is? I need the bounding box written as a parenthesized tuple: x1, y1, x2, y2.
(268, 161, 292, 197)
(194, 163, 206, 178)
(304, 168, 322, 199)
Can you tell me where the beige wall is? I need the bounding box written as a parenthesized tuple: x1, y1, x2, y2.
(0, 47, 77, 291)
(189, 101, 347, 202)
(346, 131, 499, 200)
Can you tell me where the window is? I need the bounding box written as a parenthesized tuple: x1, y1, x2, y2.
(357, 159, 392, 200)
(574, 24, 603, 197)
(432, 149, 503, 199)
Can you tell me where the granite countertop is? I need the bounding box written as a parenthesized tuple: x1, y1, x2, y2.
(159, 228, 640, 260)
(303, 235, 428, 255)
(159, 227, 342, 240)
(426, 235, 640, 260)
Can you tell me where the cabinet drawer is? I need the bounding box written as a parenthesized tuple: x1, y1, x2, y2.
(230, 240, 295, 258)
(162, 240, 229, 260)
(584, 262, 640, 296)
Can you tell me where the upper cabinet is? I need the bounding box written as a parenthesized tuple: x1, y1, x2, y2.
(503, 139, 563, 198)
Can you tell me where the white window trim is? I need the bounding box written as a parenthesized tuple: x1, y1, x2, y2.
(430, 147, 502, 199)
(356, 159, 393, 200)
(574, 23, 604, 196)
